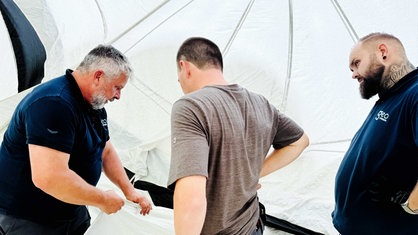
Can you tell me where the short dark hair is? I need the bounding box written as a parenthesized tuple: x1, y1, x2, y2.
(176, 37, 223, 71)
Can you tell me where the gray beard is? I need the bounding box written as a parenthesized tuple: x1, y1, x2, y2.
(91, 92, 107, 110)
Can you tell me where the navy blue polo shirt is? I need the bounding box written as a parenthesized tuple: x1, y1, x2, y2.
(0, 70, 109, 223)
(332, 69, 418, 234)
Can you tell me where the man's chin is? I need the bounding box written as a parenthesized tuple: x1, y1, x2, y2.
(92, 103, 106, 110)
(360, 89, 377, 100)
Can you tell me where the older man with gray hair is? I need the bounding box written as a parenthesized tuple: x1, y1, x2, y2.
(0, 44, 152, 235)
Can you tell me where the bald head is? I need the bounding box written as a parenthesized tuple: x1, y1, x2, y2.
(349, 32, 415, 99)
(359, 32, 402, 45)
(356, 33, 407, 60)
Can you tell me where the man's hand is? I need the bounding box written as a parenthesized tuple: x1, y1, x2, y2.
(99, 190, 125, 214)
(126, 190, 153, 215)
(369, 175, 410, 204)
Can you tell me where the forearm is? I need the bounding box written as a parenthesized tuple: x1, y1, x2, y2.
(36, 168, 106, 208)
(102, 141, 135, 196)
(407, 182, 418, 210)
(29, 144, 124, 214)
(103, 159, 134, 196)
(101, 142, 153, 215)
(174, 197, 206, 235)
(174, 176, 207, 235)
(260, 132, 309, 178)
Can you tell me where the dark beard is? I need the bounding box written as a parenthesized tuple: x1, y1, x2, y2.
(359, 63, 385, 99)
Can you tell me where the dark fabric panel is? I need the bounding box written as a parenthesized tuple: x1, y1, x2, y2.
(124, 167, 323, 234)
(124, 167, 174, 208)
(0, 0, 46, 92)
(265, 214, 324, 235)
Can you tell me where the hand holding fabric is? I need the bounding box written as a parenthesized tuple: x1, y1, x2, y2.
(125, 190, 153, 215)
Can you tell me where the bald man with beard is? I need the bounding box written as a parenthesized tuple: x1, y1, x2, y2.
(332, 33, 418, 235)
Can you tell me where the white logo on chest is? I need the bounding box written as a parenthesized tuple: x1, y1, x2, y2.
(375, 110, 389, 122)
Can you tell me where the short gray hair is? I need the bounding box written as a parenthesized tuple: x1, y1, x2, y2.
(77, 44, 132, 80)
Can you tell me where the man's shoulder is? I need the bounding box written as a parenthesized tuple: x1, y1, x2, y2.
(20, 80, 82, 120)
(31, 75, 67, 95)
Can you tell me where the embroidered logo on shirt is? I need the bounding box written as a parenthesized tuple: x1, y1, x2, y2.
(101, 119, 108, 127)
(375, 110, 389, 122)
(47, 128, 59, 134)
(172, 137, 177, 144)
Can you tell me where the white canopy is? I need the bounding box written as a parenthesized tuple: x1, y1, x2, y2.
(1, 1, 418, 234)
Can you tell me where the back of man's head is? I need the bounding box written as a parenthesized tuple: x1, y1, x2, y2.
(176, 37, 223, 71)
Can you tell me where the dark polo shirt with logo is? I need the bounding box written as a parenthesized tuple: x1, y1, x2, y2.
(0, 69, 108, 223)
(332, 69, 418, 234)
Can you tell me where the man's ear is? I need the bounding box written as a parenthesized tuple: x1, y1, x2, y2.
(179, 60, 192, 77)
(378, 43, 388, 60)
(178, 60, 185, 70)
(93, 70, 104, 84)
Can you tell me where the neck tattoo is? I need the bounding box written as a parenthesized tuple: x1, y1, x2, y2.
(388, 63, 414, 85)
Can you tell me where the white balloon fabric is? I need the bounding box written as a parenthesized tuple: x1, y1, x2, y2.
(1, 1, 418, 234)
(85, 174, 174, 235)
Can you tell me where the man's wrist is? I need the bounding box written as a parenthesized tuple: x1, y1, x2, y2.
(401, 200, 418, 215)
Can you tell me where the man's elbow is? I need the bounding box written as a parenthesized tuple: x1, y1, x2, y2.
(187, 196, 207, 212)
(32, 173, 54, 191)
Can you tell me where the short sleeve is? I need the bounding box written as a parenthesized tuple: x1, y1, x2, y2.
(25, 97, 76, 153)
(272, 111, 304, 149)
(167, 99, 209, 189)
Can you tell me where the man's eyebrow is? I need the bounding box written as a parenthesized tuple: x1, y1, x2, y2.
(348, 59, 357, 71)
(350, 58, 359, 67)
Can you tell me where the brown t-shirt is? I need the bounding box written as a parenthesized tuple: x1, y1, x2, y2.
(168, 84, 304, 234)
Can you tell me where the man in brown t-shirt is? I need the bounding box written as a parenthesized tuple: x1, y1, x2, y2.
(168, 37, 309, 235)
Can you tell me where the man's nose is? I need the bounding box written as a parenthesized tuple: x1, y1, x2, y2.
(352, 71, 359, 79)
(114, 91, 121, 100)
